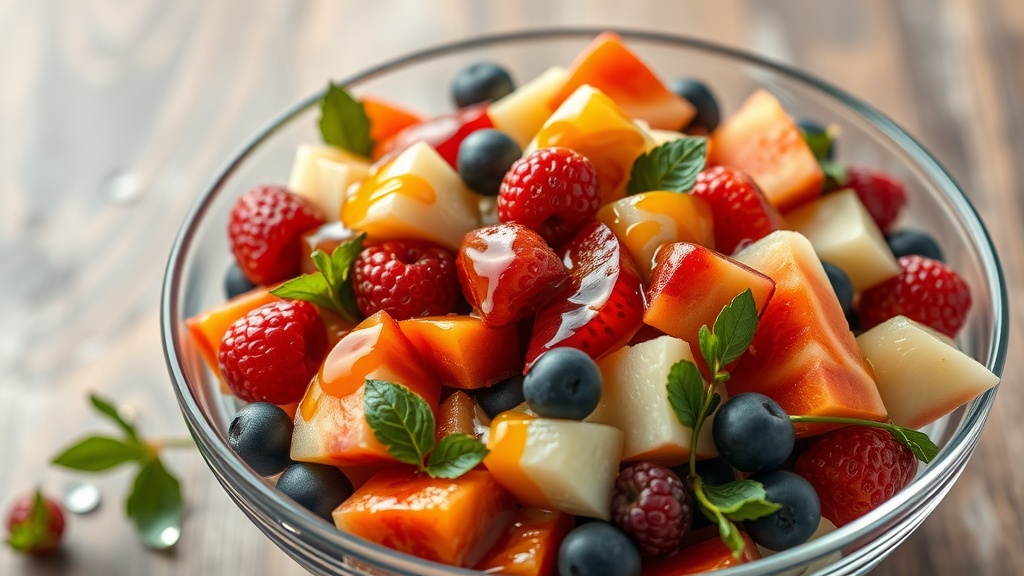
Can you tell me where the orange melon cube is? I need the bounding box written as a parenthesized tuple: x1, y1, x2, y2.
(399, 315, 523, 389)
(642, 530, 760, 575)
(435, 390, 482, 442)
(475, 509, 574, 576)
(363, 96, 425, 160)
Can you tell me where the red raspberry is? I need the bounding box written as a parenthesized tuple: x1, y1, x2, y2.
(611, 462, 692, 556)
(352, 240, 459, 321)
(228, 185, 326, 285)
(498, 147, 600, 246)
(845, 166, 907, 232)
(794, 426, 917, 527)
(858, 255, 971, 337)
(219, 300, 328, 404)
(6, 490, 65, 555)
(690, 165, 783, 255)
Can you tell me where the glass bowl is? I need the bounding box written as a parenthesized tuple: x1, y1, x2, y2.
(161, 28, 1008, 576)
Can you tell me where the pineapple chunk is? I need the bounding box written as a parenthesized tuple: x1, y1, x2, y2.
(288, 144, 371, 219)
(488, 66, 568, 148)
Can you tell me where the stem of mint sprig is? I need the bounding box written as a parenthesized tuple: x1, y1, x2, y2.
(789, 415, 939, 463)
(51, 394, 192, 550)
(271, 233, 365, 323)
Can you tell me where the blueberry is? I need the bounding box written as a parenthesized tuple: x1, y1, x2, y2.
(821, 261, 854, 318)
(746, 470, 821, 552)
(475, 374, 526, 419)
(557, 522, 641, 576)
(228, 403, 294, 476)
(457, 129, 522, 196)
(224, 261, 256, 299)
(669, 78, 720, 133)
(451, 62, 514, 109)
(886, 229, 944, 262)
(276, 462, 353, 521)
(712, 393, 795, 473)
(796, 118, 834, 160)
(523, 348, 602, 420)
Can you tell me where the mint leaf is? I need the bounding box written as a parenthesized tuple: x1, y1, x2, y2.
(271, 234, 365, 322)
(364, 380, 436, 469)
(90, 393, 139, 441)
(627, 137, 707, 195)
(821, 160, 849, 191)
(319, 83, 374, 157)
(801, 130, 833, 162)
(426, 434, 489, 479)
(52, 436, 149, 472)
(889, 426, 939, 464)
(697, 325, 718, 375)
(712, 289, 759, 367)
(126, 458, 182, 550)
(666, 360, 706, 429)
(270, 273, 337, 311)
(703, 480, 782, 521)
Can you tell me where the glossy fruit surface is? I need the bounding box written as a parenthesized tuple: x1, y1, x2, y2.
(887, 229, 944, 262)
(5, 491, 65, 555)
(399, 315, 522, 389)
(640, 530, 761, 575)
(452, 61, 515, 108)
(845, 166, 907, 232)
(228, 402, 294, 476)
(689, 165, 783, 255)
(376, 103, 494, 168)
(859, 255, 971, 337)
(669, 77, 720, 133)
(557, 522, 642, 576)
(523, 348, 602, 420)
(276, 462, 354, 521)
(456, 128, 522, 196)
(712, 393, 795, 473)
(352, 239, 459, 320)
(475, 509, 574, 575)
(611, 462, 692, 556)
(745, 470, 821, 552)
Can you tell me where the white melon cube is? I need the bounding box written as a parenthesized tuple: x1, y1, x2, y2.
(857, 316, 999, 429)
(589, 336, 718, 466)
(288, 144, 370, 218)
(488, 66, 567, 147)
(785, 189, 899, 292)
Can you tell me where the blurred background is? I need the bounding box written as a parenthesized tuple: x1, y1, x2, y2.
(1, 0, 1021, 574)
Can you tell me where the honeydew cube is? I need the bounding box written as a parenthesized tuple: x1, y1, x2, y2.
(785, 189, 899, 292)
(589, 336, 718, 465)
(488, 66, 568, 148)
(341, 142, 481, 250)
(856, 316, 999, 430)
(288, 145, 371, 219)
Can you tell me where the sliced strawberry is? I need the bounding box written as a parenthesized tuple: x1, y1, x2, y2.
(689, 165, 784, 255)
(525, 222, 645, 369)
(375, 102, 493, 168)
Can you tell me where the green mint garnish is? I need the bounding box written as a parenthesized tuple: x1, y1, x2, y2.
(319, 83, 374, 157)
(271, 233, 365, 323)
(626, 137, 707, 195)
(6, 490, 58, 553)
(51, 393, 190, 549)
(800, 127, 834, 162)
(788, 415, 939, 463)
(702, 480, 782, 521)
(820, 160, 849, 191)
(364, 380, 488, 478)
(799, 123, 849, 191)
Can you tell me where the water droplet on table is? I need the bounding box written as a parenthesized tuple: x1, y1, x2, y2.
(63, 482, 101, 514)
(105, 170, 142, 204)
(156, 525, 181, 548)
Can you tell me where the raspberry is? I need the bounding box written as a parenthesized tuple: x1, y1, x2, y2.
(352, 239, 459, 321)
(6, 490, 65, 555)
(794, 426, 917, 527)
(845, 166, 907, 232)
(611, 462, 692, 556)
(690, 165, 783, 254)
(498, 147, 600, 246)
(219, 300, 328, 404)
(858, 255, 971, 337)
(228, 185, 326, 285)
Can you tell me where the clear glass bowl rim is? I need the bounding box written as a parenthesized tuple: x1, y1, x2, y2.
(161, 27, 1009, 575)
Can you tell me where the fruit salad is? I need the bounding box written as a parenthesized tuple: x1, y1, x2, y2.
(185, 32, 1000, 576)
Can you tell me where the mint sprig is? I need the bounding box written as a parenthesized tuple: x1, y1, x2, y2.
(51, 393, 190, 549)
(364, 380, 488, 478)
(271, 233, 365, 323)
(626, 137, 707, 195)
(6, 490, 59, 553)
(789, 415, 939, 463)
(799, 124, 849, 191)
(319, 83, 374, 157)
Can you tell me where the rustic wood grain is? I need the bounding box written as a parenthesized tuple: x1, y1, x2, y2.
(1, 0, 1019, 574)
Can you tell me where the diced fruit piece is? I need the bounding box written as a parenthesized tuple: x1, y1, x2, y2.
(531, 85, 654, 205)
(596, 191, 715, 280)
(186, 286, 279, 381)
(488, 67, 568, 148)
(228, 403, 294, 477)
(794, 426, 916, 528)
(452, 61, 515, 108)
(611, 462, 692, 557)
(886, 229, 944, 262)
(219, 300, 328, 404)
(745, 470, 821, 551)
(644, 243, 775, 374)
(399, 315, 522, 389)
(551, 32, 695, 131)
(641, 531, 760, 575)
(523, 348, 603, 420)
(558, 522, 642, 576)
(845, 166, 907, 232)
(475, 508, 574, 576)
(589, 336, 717, 465)
(342, 142, 482, 251)
(276, 462, 353, 521)
(690, 165, 784, 255)
(484, 413, 624, 519)
(362, 96, 425, 152)
(333, 467, 515, 567)
(785, 189, 899, 292)
(528, 222, 646, 367)
(229, 185, 327, 285)
(287, 144, 371, 220)
(5, 491, 65, 555)
(351, 239, 459, 320)
(457, 222, 569, 327)
(375, 102, 494, 167)
(856, 316, 999, 429)
(858, 255, 971, 338)
(712, 393, 794, 473)
(435, 391, 482, 441)
(290, 311, 440, 467)
(457, 129, 522, 197)
(709, 89, 823, 210)
(728, 231, 887, 435)
(476, 375, 526, 419)
(669, 78, 720, 133)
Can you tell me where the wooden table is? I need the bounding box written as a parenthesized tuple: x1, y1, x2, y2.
(1, 1, 1020, 574)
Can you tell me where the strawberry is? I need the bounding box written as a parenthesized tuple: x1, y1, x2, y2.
(858, 255, 971, 337)
(794, 426, 917, 527)
(6, 490, 65, 555)
(352, 239, 460, 321)
(845, 166, 907, 232)
(526, 222, 645, 368)
(689, 165, 783, 255)
(218, 300, 328, 404)
(457, 222, 569, 328)
(375, 102, 493, 168)
(228, 185, 326, 285)
(498, 147, 600, 247)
